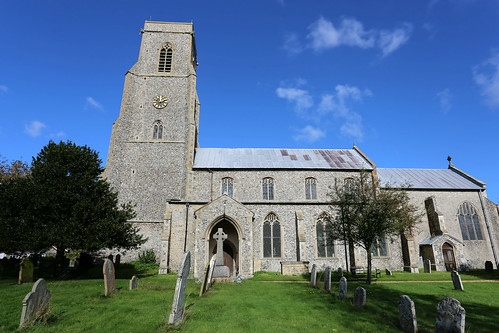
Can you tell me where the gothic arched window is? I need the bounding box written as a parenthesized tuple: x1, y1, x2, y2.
(344, 177, 357, 197)
(152, 121, 163, 140)
(263, 213, 281, 258)
(262, 177, 274, 200)
(316, 213, 334, 257)
(457, 202, 483, 240)
(371, 237, 388, 257)
(305, 177, 317, 200)
(222, 177, 234, 198)
(158, 44, 173, 73)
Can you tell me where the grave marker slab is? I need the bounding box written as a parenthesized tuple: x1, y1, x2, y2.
(129, 276, 139, 290)
(353, 287, 366, 306)
(310, 264, 317, 287)
(199, 262, 210, 296)
(424, 259, 432, 273)
(339, 276, 347, 300)
(436, 297, 465, 333)
(19, 257, 34, 284)
(103, 258, 117, 296)
(19, 278, 51, 328)
(398, 295, 417, 333)
(324, 267, 331, 292)
(385, 269, 393, 276)
(168, 251, 191, 325)
(451, 270, 464, 291)
(338, 267, 343, 277)
(206, 256, 216, 291)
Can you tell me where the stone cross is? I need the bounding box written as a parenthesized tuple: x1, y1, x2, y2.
(169, 251, 191, 325)
(436, 297, 465, 333)
(310, 264, 317, 287)
(451, 270, 464, 291)
(129, 276, 139, 290)
(213, 228, 227, 266)
(424, 259, 432, 273)
(353, 287, 366, 306)
(19, 278, 51, 328)
(398, 295, 417, 333)
(339, 276, 347, 300)
(103, 259, 117, 296)
(19, 257, 34, 284)
(324, 267, 331, 292)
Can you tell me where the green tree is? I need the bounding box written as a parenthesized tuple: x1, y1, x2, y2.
(328, 172, 421, 284)
(0, 155, 30, 182)
(0, 141, 145, 262)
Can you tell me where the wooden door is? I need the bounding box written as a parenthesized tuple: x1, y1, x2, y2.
(442, 243, 456, 271)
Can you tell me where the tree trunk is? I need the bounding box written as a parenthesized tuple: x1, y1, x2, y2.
(344, 240, 349, 273)
(349, 240, 356, 274)
(366, 249, 372, 285)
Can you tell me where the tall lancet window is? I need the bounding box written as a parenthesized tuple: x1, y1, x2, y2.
(263, 213, 281, 258)
(305, 177, 317, 200)
(152, 121, 163, 140)
(158, 43, 173, 73)
(222, 177, 234, 198)
(457, 202, 483, 240)
(262, 177, 274, 200)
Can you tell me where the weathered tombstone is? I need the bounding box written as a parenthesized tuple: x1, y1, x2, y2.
(168, 251, 191, 325)
(310, 264, 317, 287)
(485, 260, 493, 272)
(129, 275, 139, 290)
(69, 259, 76, 268)
(212, 228, 230, 278)
(398, 295, 417, 333)
(353, 287, 366, 306)
(324, 267, 331, 292)
(338, 267, 343, 277)
(451, 270, 464, 291)
(103, 258, 117, 296)
(436, 297, 465, 333)
(115, 254, 121, 266)
(19, 257, 34, 284)
(385, 269, 393, 276)
(19, 278, 51, 328)
(339, 276, 347, 300)
(199, 261, 210, 296)
(424, 259, 432, 273)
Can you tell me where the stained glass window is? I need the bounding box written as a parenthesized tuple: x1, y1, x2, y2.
(457, 202, 483, 240)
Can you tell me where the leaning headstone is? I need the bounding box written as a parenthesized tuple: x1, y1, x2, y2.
(19, 257, 34, 284)
(169, 251, 191, 325)
(206, 257, 216, 291)
(398, 295, 417, 333)
(386, 269, 393, 276)
(424, 259, 432, 273)
(485, 261, 493, 272)
(129, 276, 139, 290)
(115, 254, 121, 266)
(436, 297, 465, 333)
(324, 267, 331, 292)
(19, 278, 51, 328)
(451, 270, 464, 291)
(103, 258, 117, 296)
(353, 287, 366, 306)
(339, 276, 347, 300)
(310, 264, 317, 287)
(338, 267, 343, 277)
(199, 262, 210, 296)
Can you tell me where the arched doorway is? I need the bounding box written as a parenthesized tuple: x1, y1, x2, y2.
(442, 243, 456, 271)
(208, 218, 239, 276)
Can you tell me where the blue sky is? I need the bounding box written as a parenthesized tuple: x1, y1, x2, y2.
(1, 0, 498, 202)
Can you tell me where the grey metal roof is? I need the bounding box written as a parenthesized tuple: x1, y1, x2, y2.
(193, 148, 373, 170)
(377, 168, 483, 190)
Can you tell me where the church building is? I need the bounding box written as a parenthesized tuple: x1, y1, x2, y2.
(103, 21, 499, 278)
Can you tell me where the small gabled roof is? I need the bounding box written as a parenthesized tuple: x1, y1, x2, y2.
(377, 168, 484, 190)
(193, 148, 373, 170)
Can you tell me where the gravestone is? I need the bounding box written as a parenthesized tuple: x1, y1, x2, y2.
(115, 254, 121, 266)
(353, 287, 366, 306)
(19, 257, 34, 284)
(69, 259, 76, 268)
(386, 269, 393, 276)
(424, 259, 432, 273)
(310, 264, 317, 287)
(103, 258, 117, 296)
(339, 276, 347, 300)
(199, 262, 210, 296)
(168, 251, 191, 325)
(19, 278, 51, 328)
(206, 256, 216, 291)
(212, 228, 230, 278)
(324, 267, 331, 292)
(436, 297, 465, 333)
(485, 261, 493, 272)
(338, 267, 343, 277)
(398, 295, 417, 333)
(451, 270, 464, 291)
(129, 276, 139, 290)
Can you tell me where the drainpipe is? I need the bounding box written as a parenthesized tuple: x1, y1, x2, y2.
(478, 190, 499, 269)
(183, 202, 190, 253)
(209, 169, 213, 201)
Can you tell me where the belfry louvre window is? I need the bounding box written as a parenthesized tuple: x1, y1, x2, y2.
(222, 177, 234, 198)
(371, 237, 388, 257)
(263, 213, 281, 258)
(262, 177, 274, 200)
(158, 45, 173, 73)
(152, 121, 163, 140)
(316, 213, 334, 257)
(305, 177, 317, 200)
(457, 202, 483, 240)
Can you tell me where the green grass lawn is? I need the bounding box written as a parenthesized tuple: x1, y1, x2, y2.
(1, 264, 499, 332)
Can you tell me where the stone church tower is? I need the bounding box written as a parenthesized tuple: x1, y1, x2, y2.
(104, 22, 199, 256)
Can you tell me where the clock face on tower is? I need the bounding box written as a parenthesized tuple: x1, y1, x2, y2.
(153, 95, 168, 109)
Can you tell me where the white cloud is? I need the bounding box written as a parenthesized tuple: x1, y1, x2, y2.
(276, 87, 313, 113)
(294, 125, 326, 143)
(283, 33, 303, 55)
(0, 85, 8, 93)
(340, 122, 364, 141)
(49, 131, 66, 138)
(25, 121, 46, 137)
(437, 88, 452, 114)
(473, 52, 499, 108)
(85, 96, 104, 110)
(378, 23, 413, 57)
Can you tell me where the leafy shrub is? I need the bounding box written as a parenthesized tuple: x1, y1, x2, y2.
(138, 249, 156, 264)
